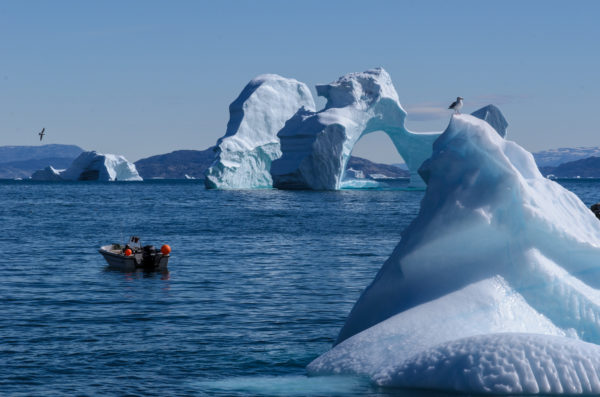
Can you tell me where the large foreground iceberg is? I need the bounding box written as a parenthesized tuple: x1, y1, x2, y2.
(308, 114, 600, 394)
(31, 151, 142, 181)
(204, 74, 315, 189)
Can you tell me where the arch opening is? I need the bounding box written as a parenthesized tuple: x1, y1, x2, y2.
(341, 130, 409, 189)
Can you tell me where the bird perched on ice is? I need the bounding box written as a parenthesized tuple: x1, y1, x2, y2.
(448, 97, 463, 114)
(38, 128, 45, 141)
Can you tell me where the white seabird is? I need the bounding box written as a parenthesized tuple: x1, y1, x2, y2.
(448, 97, 463, 114)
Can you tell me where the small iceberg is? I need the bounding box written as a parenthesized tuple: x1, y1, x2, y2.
(31, 151, 142, 181)
(339, 179, 381, 189)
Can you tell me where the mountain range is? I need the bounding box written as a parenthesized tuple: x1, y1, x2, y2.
(540, 157, 600, 178)
(134, 148, 216, 179)
(0, 144, 84, 179)
(532, 147, 600, 168)
(2, 144, 600, 180)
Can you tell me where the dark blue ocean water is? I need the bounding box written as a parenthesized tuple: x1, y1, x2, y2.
(1, 179, 598, 396)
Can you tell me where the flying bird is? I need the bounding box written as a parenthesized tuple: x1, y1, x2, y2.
(448, 97, 463, 114)
(39, 128, 45, 141)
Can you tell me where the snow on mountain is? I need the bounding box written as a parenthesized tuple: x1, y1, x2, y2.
(534, 147, 600, 167)
(540, 156, 600, 178)
(31, 151, 142, 181)
(308, 114, 600, 393)
(204, 74, 315, 189)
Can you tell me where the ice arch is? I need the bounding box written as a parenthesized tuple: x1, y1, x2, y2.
(204, 68, 509, 190)
(271, 68, 440, 190)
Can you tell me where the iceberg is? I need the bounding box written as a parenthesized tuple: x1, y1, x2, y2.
(339, 179, 381, 189)
(30, 151, 142, 181)
(271, 69, 508, 191)
(271, 68, 440, 190)
(30, 165, 64, 181)
(204, 74, 315, 189)
(308, 114, 600, 394)
(343, 168, 365, 179)
(470, 104, 508, 138)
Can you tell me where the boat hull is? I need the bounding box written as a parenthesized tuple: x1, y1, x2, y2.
(99, 245, 169, 271)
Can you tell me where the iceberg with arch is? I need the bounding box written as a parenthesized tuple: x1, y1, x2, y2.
(271, 68, 440, 189)
(31, 151, 142, 181)
(204, 67, 509, 190)
(204, 74, 315, 189)
(271, 69, 508, 190)
(308, 114, 600, 394)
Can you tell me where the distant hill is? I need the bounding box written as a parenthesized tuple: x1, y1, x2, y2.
(0, 144, 84, 179)
(346, 156, 409, 179)
(0, 157, 77, 179)
(0, 144, 84, 163)
(540, 156, 600, 178)
(134, 148, 408, 180)
(134, 148, 216, 179)
(533, 147, 600, 168)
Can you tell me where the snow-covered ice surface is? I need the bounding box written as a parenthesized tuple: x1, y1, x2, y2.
(308, 114, 600, 394)
(31, 151, 142, 181)
(204, 74, 315, 189)
(271, 68, 440, 190)
(377, 333, 600, 394)
(470, 104, 508, 138)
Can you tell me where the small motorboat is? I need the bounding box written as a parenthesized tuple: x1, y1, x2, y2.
(99, 236, 170, 271)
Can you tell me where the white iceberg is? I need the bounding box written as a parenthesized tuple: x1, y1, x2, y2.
(343, 168, 365, 179)
(271, 69, 508, 191)
(204, 74, 315, 189)
(339, 179, 381, 189)
(31, 165, 64, 181)
(30, 151, 142, 181)
(470, 104, 508, 138)
(308, 114, 600, 394)
(271, 68, 440, 190)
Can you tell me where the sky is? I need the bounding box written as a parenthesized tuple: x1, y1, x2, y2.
(1, 0, 599, 164)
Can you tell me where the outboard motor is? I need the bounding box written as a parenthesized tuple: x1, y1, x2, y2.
(142, 245, 157, 267)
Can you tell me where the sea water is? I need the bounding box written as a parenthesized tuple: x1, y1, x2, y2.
(0, 179, 598, 396)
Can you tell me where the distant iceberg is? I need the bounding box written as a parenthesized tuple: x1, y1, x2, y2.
(309, 114, 600, 394)
(204, 74, 315, 189)
(343, 168, 365, 179)
(31, 165, 64, 181)
(339, 179, 380, 189)
(31, 151, 142, 181)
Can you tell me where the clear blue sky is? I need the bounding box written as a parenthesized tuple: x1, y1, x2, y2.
(1, 0, 599, 163)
